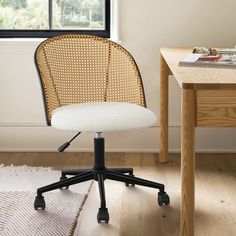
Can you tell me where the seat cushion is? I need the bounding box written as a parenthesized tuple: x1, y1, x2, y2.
(51, 102, 157, 132)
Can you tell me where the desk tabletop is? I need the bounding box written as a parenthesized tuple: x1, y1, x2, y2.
(161, 48, 236, 89)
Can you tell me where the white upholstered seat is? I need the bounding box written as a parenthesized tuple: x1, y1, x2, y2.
(51, 102, 157, 132)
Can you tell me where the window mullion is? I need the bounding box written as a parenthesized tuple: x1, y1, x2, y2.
(49, 0, 53, 30)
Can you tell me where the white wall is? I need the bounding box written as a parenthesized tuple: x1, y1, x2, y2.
(1, 0, 236, 152)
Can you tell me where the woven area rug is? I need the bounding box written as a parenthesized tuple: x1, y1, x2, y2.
(0, 165, 92, 236)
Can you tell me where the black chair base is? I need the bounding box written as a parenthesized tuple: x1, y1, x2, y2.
(34, 136, 170, 223)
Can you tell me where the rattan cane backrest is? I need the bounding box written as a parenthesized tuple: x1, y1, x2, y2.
(35, 34, 146, 125)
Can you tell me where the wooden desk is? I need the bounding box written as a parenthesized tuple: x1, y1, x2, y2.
(159, 48, 236, 236)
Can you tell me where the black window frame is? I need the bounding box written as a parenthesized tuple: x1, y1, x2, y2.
(0, 0, 110, 38)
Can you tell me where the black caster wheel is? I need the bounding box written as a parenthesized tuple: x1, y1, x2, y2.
(125, 174, 135, 187)
(158, 192, 170, 206)
(59, 176, 69, 189)
(97, 207, 109, 224)
(34, 195, 46, 210)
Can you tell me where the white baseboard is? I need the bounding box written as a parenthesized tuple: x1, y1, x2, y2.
(1, 126, 236, 153)
(1, 147, 236, 153)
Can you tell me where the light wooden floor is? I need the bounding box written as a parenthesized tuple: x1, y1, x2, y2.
(0, 152, 235, 236)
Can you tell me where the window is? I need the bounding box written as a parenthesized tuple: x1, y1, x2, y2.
(0, 0, 110, 38)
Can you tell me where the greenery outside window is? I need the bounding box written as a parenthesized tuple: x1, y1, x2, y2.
(0, 0, 110, 38)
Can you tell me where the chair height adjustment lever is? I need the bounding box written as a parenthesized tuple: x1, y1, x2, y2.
(58, 132, 81, 152)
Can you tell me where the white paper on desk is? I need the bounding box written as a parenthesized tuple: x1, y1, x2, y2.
(181, 53, 202, 62)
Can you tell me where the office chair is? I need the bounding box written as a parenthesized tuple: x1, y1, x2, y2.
(34, 34, 169, 223)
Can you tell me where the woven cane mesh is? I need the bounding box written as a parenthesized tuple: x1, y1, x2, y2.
(35, 34, 146, 124)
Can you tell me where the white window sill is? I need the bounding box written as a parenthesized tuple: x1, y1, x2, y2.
(0, 38, 46, 46)
(0, 37, 121, 47)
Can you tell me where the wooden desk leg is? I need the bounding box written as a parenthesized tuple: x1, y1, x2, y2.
(159, 55, 169, 163)
(181, 88, 195, 236)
